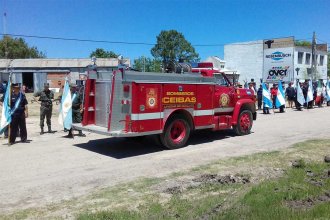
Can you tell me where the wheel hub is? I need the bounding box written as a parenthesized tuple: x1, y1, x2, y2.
(170, 120, 186, 143)
(240, 113, 251, 131)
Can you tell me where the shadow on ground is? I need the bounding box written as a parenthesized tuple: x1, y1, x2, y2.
(74, 135, 164, 159)
(74, 129, 237, 159)
(188, 129, 236, 146)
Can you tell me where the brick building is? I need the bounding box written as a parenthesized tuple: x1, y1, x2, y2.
(0, 58, 130, 92)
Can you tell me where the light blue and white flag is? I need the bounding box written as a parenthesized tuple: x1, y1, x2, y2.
(244, 80, 248, 89)
(296, 83, 305, 105)
(262, 83, 273, 108)
(58, 79, 72, 129)
(0, 81, 11, 134)
(275, 81, 285, 108)
(306, 79, 314, 103)
(327, 80, 330, 102)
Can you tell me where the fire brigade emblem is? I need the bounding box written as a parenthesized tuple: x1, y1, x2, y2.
(220, 94, 230, 107)
(149, 97, 156, 107)
(146, 88, 158, 109)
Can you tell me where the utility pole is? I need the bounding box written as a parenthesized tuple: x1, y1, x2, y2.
(143, 56, 145, 72)
(311, 31, 317, 81)
(3, 0, 9, 82)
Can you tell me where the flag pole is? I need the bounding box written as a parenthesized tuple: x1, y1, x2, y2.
(7, 72, 11, 145)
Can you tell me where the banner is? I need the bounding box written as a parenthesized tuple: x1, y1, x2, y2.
(263, 37, 294, 84)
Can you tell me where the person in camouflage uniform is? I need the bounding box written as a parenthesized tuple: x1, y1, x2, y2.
(34, 83, 54, 134)
(67, 84, 85, 138)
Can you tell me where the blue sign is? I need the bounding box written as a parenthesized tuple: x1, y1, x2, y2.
(265, 51, 292, 61)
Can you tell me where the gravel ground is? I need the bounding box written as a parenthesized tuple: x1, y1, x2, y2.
(0, 106, 329, 213)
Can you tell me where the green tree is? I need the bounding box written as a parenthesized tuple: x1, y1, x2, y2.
(0, 35, 46, 58)
(294, 40, 312, 47)
(133, 56, 162, 72)
(90, 48, 118, 58)
(151, 30, 199, 65)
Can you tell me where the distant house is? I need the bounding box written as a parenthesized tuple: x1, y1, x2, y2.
(204, 56, 239, 84)
(0, 58, 130, 92)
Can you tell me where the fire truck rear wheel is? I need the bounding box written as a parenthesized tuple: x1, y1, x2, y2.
(160, 116, 191, 149)
(233, 110, 253, 136)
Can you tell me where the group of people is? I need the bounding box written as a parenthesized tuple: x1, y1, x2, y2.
(0, 82, 85, 145)
(253, 79, 330, 114)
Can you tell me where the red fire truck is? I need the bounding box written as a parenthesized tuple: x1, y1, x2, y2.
(72, 63, 256, 149)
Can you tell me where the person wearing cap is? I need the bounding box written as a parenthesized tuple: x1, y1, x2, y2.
(9, 83, 28, 144)
(33, 83, 55, 134)
(66, 83, 85, 138)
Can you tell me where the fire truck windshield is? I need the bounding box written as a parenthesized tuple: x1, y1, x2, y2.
(214, 74, 229, 86)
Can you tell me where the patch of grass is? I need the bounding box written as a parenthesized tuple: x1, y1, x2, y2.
(78, 179, 250, 220)
(218, 162, 330, 220)
(2, 139, 330, 219)
(79, 210, 141, 220)
(78, 161, 330, 220)
(76, 140, 330, 220)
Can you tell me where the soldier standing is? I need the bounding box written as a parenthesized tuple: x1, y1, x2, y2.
(34, 83, 54, 134)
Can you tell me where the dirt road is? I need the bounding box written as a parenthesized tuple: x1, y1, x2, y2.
(0, 107, 329, 213)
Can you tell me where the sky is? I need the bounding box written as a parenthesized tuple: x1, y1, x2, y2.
(1, 0, 329, 61)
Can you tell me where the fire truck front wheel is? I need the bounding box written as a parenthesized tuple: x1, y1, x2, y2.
(233, 110, 253, 136)
(160, 116, 191, 149)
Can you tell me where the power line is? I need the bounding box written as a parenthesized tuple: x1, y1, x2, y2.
(0, 33, 155, 46)
(316, 38, 329, 44)
(0, 33, 314, 48)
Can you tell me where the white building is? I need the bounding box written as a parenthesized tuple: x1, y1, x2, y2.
(204, 56, 239, 83)
(294, 45, 328, 81)
(204, 56, 226, 70)
(225, 37, 328, 86)
(225, 40, 263, 85)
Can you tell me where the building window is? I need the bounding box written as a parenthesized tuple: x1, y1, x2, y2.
(220, 65, 225, 68)
(320, 55, 324, 66)
(305, 53, 311, 65)
(298, 52, 303, 64)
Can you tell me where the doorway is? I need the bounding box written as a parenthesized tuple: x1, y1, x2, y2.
(22, 72, 34, 93)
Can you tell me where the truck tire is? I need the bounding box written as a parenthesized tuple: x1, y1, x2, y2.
(327, 101, 330, 106)
(160, 116, 191, 149)
(233, 110, 253, 136)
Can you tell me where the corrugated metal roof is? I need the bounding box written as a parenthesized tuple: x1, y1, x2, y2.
(0, 58, 130, 68)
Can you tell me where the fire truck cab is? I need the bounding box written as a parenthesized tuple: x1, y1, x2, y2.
(72, 64, 256, 149)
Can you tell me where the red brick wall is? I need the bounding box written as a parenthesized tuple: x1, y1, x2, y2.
(47, 72, 67, 88)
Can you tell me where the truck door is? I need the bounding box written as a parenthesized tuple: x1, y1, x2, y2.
(195, 85, 214, 127)
(95, 80, 112, 128)
(214, 73, 235, 113)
